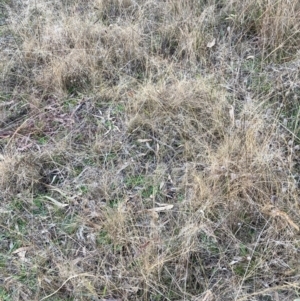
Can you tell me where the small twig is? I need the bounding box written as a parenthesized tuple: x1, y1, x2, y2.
(6, 118, 30, 148)
(71, 99, 86, 118)
(149, 135, 176, 153)
(39, 273, 95, 301)
(0, 100, 14, 108)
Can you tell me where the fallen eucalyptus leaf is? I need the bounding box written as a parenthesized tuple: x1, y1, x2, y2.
(148, 205, 174, 212)
(44, 196, 69, 208)
(207, 38, 216, 48)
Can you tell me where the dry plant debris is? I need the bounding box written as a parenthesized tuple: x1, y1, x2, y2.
(0, 0, 300, 300)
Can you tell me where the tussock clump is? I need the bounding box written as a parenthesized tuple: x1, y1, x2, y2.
(126, 78, 229, 163)
(3, 0, 154, 95)
(0, 153, 43, 194)
(140, 0, 217, 63)
(95, 0, 138, 22)
(223, 0, 300, 60)
(99, 23, 146, 80)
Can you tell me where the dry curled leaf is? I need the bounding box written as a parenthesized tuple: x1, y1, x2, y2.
(44, 196, 69, 208)
(229, 105, 235, 126)
(148, 204, 174, 212)
(12, 247, 31, 262)
(263, 205, 299, 231)
(207, 38, 216, 48)
(271, 209, 299, 231)
(12, 247, 30, 255)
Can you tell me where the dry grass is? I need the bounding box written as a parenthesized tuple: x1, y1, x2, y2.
(0, 0, 300, 300)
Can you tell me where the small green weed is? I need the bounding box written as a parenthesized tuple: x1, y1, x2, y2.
(37, 135, 49, 145)
(125, 175, 145, 189)
(241, 58, 272, 96)
(200, 233, 220, 255)
(61, 216, 79, 235)
(32, 197, 46, 214)
(104, 120, 114, 130)
(8, 239, 23, 253)
(0, 92, 12, 101)
(239, 243, 249, 257)
(9, 199, 24, 211)
(233, 263, 247, 277)
(115, 103, 125, 113)
(79, 185, 88, 194)
(142, 185, 159, 198)
(96, 230, 112, 246)
(15, 266, 38, 290)
(15, 219, 27, 234)
(108, 198, 121, 208)
(0, 253, 7, 268)
(0, 288, 12, 301)
(73, 165, 84, 176)
(63, 98, 79, 110)
(101, 152, 117, 164)
(288, 105, 300, 140)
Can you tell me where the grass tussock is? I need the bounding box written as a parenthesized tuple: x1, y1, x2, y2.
(1, 0, 300, 300)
